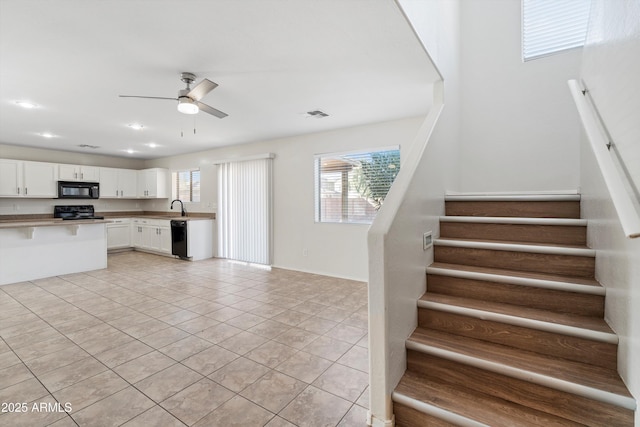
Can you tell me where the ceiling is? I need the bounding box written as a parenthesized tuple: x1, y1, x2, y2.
(0, 0, 438, 160)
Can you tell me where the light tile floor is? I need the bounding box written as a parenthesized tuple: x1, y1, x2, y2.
(0, 252, 370, 426)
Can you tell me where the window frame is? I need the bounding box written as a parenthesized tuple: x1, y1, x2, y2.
(172, 169, 201, 203)
(313, 146, 400, 225)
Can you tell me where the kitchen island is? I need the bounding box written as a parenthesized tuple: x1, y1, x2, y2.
(0, 219, 108, 286)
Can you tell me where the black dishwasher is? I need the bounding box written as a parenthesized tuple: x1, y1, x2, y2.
(171, 220, 188, 258)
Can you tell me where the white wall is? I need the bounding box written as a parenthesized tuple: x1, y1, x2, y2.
(578, 0, 640, 422)
(368, 1, 460, 424)
(457, 0, 582, 193)
(581, 0, 640, 200)
(146, 117, 425, 281)
(0, 143, 146, 215)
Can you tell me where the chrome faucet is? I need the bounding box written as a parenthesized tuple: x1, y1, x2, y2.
(170, 199, 186, 217)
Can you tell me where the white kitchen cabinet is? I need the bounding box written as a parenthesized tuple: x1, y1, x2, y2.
(100, 167, 138, 198)
(23, 162, 58, 197)
(0, 159, 22, 196)
(0, 160, 57, 198)
(106, 219, 131, 249)
(131, 222, 146, 248)
(132, 218, 171, 254)
(148, 225, 171, 253)
(137, 168, 168, 198)
(59, 164, 100, 182)
(186, 219, 214, 261)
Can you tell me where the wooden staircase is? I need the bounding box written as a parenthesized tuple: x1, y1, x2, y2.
(392, 195, 636, 426)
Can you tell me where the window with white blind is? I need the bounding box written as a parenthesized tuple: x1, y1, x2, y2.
(522, 0, 590, 61)
(314, 147, 400, 224)
(172, 169, 200, 202)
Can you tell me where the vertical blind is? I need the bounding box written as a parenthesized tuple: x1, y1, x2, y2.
(217, 157, 273, 265)
(522, 0, 590, 61)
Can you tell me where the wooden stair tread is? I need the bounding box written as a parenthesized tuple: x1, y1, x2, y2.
(428, 262, 602, 287)
(435, 237, 591, 251)
(444, 199, 581, 219)
(420, 293, 614, 334)
(395, 371, 583, 427)
(409, 328, 632, 398)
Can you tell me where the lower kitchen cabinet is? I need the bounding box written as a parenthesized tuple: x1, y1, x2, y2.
(107, 217, 212, 260)
(106, 219, 131, 249)
(131, 219, 171, 254)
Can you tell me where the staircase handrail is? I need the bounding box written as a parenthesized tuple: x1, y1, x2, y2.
(568, 79, 640, 238)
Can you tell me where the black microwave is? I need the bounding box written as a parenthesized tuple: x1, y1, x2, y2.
(57, 181, 100, 199)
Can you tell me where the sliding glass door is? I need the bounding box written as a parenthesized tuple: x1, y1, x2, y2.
(217, 156, 273, 265)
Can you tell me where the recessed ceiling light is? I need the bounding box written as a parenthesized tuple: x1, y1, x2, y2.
(147, 142, 158, 148)
(125, 149, 135, 154)
(127, 123, 144, 130)
(15, 101, 38, 109)
(40, 132, 56, 138)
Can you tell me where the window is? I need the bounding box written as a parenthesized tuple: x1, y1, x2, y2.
(172, 169, 200, 202)
(522, 0, 590, 61)
(314, 147, 400, 224)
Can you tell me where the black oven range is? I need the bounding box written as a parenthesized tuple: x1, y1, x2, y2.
(54, 205, 104, 220)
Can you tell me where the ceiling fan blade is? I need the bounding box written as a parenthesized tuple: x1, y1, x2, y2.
(187, 79, 218, 101)
(119, 95, 177, 101)
(196, 101, 228, 118)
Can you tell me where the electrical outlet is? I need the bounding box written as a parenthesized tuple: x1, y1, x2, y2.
(302, 248, 308, 257)
(423, 231, 433, 250)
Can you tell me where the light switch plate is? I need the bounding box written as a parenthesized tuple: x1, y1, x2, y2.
(423, 231, 433, 250)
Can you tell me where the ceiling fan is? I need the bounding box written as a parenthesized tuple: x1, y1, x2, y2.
(119, 72, 228, 118)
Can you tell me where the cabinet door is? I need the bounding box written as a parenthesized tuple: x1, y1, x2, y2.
(80, 166, 100, 182)
(146, 169, 168, 198)
(119, 169, 138, 198)
(137, 169, 151, 197)
(23, 161, 57, 197)
(158, 226, 172, 254)
(131, 224, 145, 247)
(58, 164, 78, 181)
(99, 168, 119, 198)
(107, 224, 131, 249)
(142, 225, 158, 249)
(0, 159, 22, 196)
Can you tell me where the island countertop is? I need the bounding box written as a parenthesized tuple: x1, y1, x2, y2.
(0, 218, 110, 229)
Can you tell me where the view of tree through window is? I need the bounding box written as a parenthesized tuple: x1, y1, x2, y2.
(314, 148, 400, 224)
(172, 169, 200, 202)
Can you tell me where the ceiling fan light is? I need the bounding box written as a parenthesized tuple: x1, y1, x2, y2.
(177, 97, 199, 115)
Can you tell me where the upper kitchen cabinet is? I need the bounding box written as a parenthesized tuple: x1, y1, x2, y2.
(137, 168, 168, 198)
(23, 162, 58, 197)
(0, 159, 57, 197)
(100, 167, 137, 198)
(0, 159, 21, 196)
(59, 164, 100, 182)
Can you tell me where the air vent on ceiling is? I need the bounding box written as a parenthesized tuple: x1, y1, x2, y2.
(78, 144, 100, 149)
(306, 110, 329, 118)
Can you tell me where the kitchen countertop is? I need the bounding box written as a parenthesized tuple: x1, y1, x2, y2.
(0, 219, 110, 229)
(0, 216, 213, 228)
(126, 216, 212, 221)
